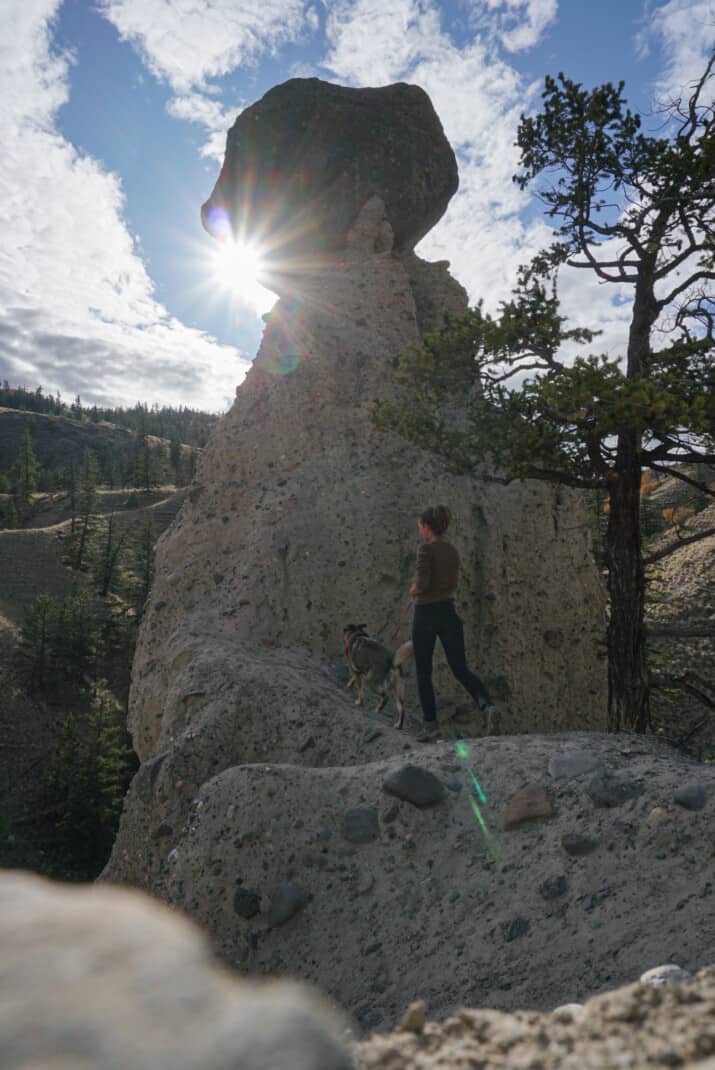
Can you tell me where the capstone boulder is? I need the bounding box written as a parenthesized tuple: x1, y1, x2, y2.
(201, 78, 458, 276)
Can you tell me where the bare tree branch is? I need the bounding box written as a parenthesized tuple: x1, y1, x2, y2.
(645, 525, 715, 564)
(646, 462, 715, 496)
(647, 622, 715, 637)
(675, 53, 715, 142)
(650, 670, 715, 711)
(658, 270, 715, 310)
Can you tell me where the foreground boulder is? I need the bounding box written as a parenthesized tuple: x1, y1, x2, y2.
(0, 871, 352, 1070)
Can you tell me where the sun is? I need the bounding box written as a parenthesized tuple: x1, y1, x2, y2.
(211, 238, 275, 315)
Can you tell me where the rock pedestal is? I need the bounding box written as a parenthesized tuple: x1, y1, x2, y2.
(105, 78, 612, 1030)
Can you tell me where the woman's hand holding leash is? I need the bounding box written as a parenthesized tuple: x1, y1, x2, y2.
(389, 598, 414, 643)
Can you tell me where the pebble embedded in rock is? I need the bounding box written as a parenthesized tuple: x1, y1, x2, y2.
(551, 1003, 584, 1020)
(539, 874, 568, 899)
(586, 773, 642, 808)
(647, 807, 669, 824)
(503, 785, 553, 829)
(268, 882, 309, 926)
(673, 783, 707, 811)
(342, 807, 380, 844)
(561, 832, 599, 856)
(233, 888, 261, 919)
(548, 751, 603, 780)
(398, 1000, 427, 1034)
(640, 964, 693, 986)
(352, 871, 375, 896)
(503, 915, 530, 941)
(382, 765, 447, 807)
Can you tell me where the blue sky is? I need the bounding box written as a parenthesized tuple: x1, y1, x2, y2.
(1, 0, 713, 412)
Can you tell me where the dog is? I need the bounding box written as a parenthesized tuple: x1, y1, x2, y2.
(343, 624, 414, 729)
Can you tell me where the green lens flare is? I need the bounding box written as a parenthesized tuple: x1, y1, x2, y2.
(469, 796, 499, 862)
(468, 768, 487, 804)
(456, 740, 497, 859)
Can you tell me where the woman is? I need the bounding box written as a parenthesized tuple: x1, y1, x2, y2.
(409, 505, 500, 742)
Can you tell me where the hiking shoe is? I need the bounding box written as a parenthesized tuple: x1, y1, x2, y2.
(484, 705, 502, 736)
(416, 721, 440, 742)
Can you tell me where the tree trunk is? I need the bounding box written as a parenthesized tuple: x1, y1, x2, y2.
(605, 432, 650, 732)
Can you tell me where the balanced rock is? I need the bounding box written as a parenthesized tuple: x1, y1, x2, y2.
(201, 78, 458, 273)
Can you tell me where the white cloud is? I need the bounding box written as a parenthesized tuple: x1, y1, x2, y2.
(322, 0, 639, 363)
(0, 0, 249, 410)
(323, 0, 549, 311)
(99, 0, 309, 92)
(324, 0, 444, 85)
(480, 0, 558, 52)
(167, 92, 242, 161)
(638, 0, 715, 100)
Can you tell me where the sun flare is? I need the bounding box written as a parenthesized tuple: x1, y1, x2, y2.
(211, 238, 275, 315)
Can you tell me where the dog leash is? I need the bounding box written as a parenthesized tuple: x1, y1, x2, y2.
(388, 599, 413, 643)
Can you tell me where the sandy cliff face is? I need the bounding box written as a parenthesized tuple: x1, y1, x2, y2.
(129, 223, 606, 758)
(105, 78, 613, 1029)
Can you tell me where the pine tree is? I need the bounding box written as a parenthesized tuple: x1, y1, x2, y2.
(17, 594, 58, 689)
(45, 683, 134, 874)
(375, 61, 715, 733)
(131, 516, 156, 617)
(169, 435, 182, 485)
(94, 512, 127, 597)
(12, 425, 40, 522)
(70, 449, 98, 570)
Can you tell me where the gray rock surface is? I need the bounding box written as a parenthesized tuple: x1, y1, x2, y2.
(106, 732, 715, 1032)
(343, 808, 380, 844)
(0, 871, 352, 1070)
(549, 751, 603, 780)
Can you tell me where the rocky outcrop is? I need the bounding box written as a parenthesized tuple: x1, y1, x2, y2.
(108, 731, 715, 1034)
(356, 966, 715, 1069)
(105, 78, 612, 1028)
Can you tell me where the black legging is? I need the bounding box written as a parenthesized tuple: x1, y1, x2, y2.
(412, 601, 490, 722)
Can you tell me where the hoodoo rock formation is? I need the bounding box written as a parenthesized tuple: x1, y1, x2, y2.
(103, 79, 633, 1028)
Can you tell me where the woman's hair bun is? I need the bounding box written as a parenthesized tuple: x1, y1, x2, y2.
(420, 505, 452, 535)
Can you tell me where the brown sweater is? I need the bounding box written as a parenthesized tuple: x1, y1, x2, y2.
(414, 539, 460, 605)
